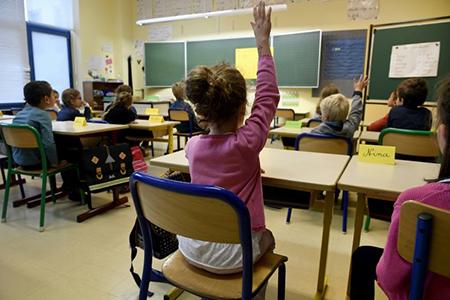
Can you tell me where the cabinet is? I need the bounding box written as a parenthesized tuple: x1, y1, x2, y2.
(82, 81, 123, 110)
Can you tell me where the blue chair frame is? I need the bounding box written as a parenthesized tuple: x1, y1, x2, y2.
(130, 172, 287, 300)
(286, 133, 352, 233)
(306, 118, 322, 128)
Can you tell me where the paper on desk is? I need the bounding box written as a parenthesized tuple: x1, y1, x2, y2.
(389, 42, 440, 78)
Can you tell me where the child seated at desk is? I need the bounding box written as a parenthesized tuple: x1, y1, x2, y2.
(350, 76, 450, 300)
(177, 3, 276, 299)
(12, 81, 81, 201)
(387, 78, 432, 131)
(311, 75, 368, 138)
(57, 88, 92, 121)
(52, 89, 61, 112)
(103, 89, 137, 124)
(367, 90, 399, 131)
(169, 81, 203, 133)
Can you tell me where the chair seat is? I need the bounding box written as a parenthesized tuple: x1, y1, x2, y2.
(15, 163, 76, 176)
(174, 131, 204, 137)
(162, 250, 288, 300)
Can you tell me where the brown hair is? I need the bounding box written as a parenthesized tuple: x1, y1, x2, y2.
(61, 88, 81, 107)
(115, 84, 133, 95)
(172, 81, 185, 100)
(185, 63, 247, 125)
(316, 84, 340, 115)
(23, 81, 52, 106)
(397, 78, 428, 108)
(104, 91, 133, 118)
(436, 77, 450, 180)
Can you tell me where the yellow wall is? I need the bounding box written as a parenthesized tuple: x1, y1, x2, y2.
(79, 0, 450, 119)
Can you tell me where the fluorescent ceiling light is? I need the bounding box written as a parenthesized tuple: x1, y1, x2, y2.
(136, 4, 287, 26)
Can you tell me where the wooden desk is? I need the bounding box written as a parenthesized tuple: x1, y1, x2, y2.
(269, 126, 361, 141)
(151, 148, 350, 299)
(0, 116, 15, 121)
(52, 121, 130, 222)
(337, 157, 440, 295)
(277, 106, 310, 120)
(359, 131, 380, 144)
(128, 120, 179, 153)
(52, 121, 128, 136)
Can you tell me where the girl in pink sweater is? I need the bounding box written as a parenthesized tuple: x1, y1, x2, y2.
(177, 2, 279, 289)
(350, 76, 450, 300)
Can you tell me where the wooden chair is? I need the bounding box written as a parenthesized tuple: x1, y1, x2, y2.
(47, 110, 58, 121)
(286, 133, 352, 233)
(364, 128, 441, 231)
(130, 172, 288, 300)
(306, 118, 322, 128)
(169, 109, 204, 151)
(398, 200, 450, 300)
(274, 108, 295, 127)
(0, 124, 83, 231)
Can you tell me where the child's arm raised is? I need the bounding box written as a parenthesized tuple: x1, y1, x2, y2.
(239, 1, 279, 152)
(346, 75, 368, 132)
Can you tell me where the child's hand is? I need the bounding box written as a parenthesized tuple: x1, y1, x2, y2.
(354, 75, 369, 92)
(251, 1, 272, 56)
(387, 91, 397, 107)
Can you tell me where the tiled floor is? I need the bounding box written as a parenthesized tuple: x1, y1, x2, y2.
(0, 140, 389, 299)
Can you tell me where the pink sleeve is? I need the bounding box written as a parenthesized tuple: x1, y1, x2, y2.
(237, 55, 280, 152)
(376, 192, 413, 294)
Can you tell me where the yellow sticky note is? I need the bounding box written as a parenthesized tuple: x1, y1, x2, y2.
(148, 115, 164, 123)
(73, 117, 87, 127)
(358, 144, 396, 165)
(235, 47, 274, 79)
(145, 108, 160, 115)
(0, 111, 3, 117)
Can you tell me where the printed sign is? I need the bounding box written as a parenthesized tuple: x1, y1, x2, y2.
(74, 117, 87, 127)
(358, 144, 396, 165)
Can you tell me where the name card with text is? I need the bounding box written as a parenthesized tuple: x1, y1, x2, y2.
(73, 117, 87, 127)
(145, 108, 160, 115)
(149, 115, 164, 123)
(358, 144, 396, 165)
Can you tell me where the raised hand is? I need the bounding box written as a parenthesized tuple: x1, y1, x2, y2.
(354, 75, 369, 92)
(250, 1, 272, 56)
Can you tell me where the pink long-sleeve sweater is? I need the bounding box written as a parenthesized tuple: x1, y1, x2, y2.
(376, 182, 450, 300)
(185, 55, 280, 231)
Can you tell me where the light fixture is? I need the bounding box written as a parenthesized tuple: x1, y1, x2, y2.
(136, 4, 287, 26)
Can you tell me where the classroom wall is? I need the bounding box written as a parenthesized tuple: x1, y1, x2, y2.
(78, 0, 133, 88)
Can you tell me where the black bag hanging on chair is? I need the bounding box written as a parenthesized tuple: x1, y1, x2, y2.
(129, 171, 189, 293)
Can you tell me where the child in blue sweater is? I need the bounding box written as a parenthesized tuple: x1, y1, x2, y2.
(57, 88, 92, 121)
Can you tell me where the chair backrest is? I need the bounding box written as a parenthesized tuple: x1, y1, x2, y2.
(130, 172, 254, 296)
(0, 124, 40, 149)
(274, 108, 295, 127)
(398, 200, 450, 299)
(295, 132, 352, 155)
(47, 110, 58, 121)
(169, 109, 190, 122)
(306, 118, 322, 128)
(379, 128, 440, 158)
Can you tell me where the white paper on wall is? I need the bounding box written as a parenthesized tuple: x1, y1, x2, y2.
(148, 25, 173, 41)
(134, 40, 144, 64)
(389, 42, 440, 78)
(88, 55, 105, 71)
(136, 0, 152, 20)
(153, 0, 166, 17)
(347, 0, 378, 21)
(192, 0, 213, 13)
(215, 0, 238, 11)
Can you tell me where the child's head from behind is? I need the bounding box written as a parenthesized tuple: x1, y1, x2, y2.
(320, 93, 349, 122)
(115, 91, 133, 108)
(115, 85, 132, 95)
(436, 77, 450, 179)
(62, 88, 82, 108)
(316, 84, 340, 115)
(172, 81, 185, 100)
(24, 81, 54, 109)
(185, 63, 247, 129)
(397, 78, 427, 108)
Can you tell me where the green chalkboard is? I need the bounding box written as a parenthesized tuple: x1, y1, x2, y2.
(144, 42, 185, 87)
(274, 30, 321, 87)
(186, 37, 256, 72)
(368, 21, 450, 101)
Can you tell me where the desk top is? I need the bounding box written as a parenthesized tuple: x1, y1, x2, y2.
(359, 131, 380, 143)
(0, 116, 15, 121)
(150, 148, 350, 192)
(337, 156, 440, 199)
(52, 121, 128, 136)
(269, 126, 361, 140)
(128, 120, 179, 130)
(277, 106, 310, 115)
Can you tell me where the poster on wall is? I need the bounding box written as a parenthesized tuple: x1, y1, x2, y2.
(148, 25, 173, 41)
(102, 43, 114, 79)
(389, 42, 440, 78)
(347, 0, 379, 21)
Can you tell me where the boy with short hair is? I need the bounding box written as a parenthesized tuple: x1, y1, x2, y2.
(312, 76, 368, 138)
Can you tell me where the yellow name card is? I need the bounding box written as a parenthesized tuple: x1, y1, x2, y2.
(0, 111, 3, 117)
(73, 117, 87, 127)
(358, 144, 396, 165)
(285, 120, 302, 128)
(145, 108, 160, 115)
(148, 115, 164, 123)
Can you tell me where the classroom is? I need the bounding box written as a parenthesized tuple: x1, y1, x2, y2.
(0, 0, 449, 299)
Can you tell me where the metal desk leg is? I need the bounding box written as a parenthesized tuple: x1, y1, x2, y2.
(314, 190, 334, 299)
